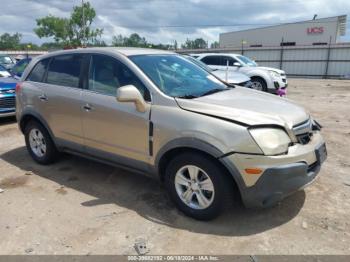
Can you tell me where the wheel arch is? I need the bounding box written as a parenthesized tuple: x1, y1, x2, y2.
(250, 75, 267, 85)
(155, 138, 243, 198)
(19, 110, 56, 144)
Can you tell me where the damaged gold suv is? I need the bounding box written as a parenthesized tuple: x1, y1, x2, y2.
(16, 48, 327, 220)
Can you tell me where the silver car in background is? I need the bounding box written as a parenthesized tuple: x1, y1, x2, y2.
(16, 48, 326, 220)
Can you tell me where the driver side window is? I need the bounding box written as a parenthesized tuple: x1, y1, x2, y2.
(88, 54, 150, 101)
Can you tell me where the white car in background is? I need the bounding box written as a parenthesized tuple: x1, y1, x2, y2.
(184, 55, 253, 88)
(195, 53, 287, 93)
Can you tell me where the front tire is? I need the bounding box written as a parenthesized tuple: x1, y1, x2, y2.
(24, 121, 58, 165)
(251, 77, 267, 92)
(164, 153, 233, 220)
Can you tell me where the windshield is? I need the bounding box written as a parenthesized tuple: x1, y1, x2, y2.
(237, 55, 258, 67)
(130, 54, 227, 98)
(0, 56, 15, 64)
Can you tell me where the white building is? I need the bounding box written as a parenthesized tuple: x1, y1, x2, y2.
(220, 15, 347, 48)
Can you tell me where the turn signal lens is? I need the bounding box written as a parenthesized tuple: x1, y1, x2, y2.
(244, 168, 263, 175)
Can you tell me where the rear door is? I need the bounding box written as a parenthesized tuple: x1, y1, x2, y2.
(38, 54, 85, 150)
(81, 54, 151, 167)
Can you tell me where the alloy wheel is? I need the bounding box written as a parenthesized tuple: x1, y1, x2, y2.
(29, 128, 47, 157)
(251, 81, 263, 91)
(174, 165, 215, 210)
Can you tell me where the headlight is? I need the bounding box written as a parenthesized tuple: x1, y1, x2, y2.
(268, 70, 280, 78)
(249, 128, 291, 155)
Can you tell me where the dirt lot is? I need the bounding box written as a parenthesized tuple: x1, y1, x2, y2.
(0, 79, 350, 255)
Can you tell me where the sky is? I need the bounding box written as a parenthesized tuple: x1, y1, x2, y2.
(0, 0, 349, 46)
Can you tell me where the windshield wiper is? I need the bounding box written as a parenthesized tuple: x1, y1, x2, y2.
(199, 88, 228, 97)
(176, 94, 198, 99)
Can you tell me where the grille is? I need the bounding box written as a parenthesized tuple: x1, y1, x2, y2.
(293, 118, 313, 145)
(296, 132, 313, 145)
(0, 96, 16, 109)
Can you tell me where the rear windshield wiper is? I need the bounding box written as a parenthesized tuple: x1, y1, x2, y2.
(199, 88, 228, 97)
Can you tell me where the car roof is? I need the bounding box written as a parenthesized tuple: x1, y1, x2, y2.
(198, 53, 241, 57)
(42, 47, 175, 58)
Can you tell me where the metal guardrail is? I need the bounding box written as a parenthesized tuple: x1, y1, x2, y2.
(0, 50, 48, 56)
(176, 43, 350, 78)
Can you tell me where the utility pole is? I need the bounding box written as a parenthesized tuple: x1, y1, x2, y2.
(279, 37, 284, 70)
(324, 36, 332, 79)
(82, 0, 85, 47)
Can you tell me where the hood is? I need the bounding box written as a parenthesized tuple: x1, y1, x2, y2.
(257, 66, 285, 74)
(175, 86, 308, 127)
(0, 70, 11, 77)
(0, 77, 18, 90)
(212, 70, 250, 84)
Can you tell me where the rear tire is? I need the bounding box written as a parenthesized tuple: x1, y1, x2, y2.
(24, 121, 58, 165)
(164, 153, 233, 220)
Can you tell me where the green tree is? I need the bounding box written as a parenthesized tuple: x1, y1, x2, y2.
(174, 40, 178, 50)
(112, 33, 175, 50)
(181, 38, 207, 49)
(39, 42, 65, 50)
(19, 43, 40, 51)
(0, 33, 22, 50)
(34, 1, 103, 47)
(112, 33, 148, 47)
(210, 41, 219, 49)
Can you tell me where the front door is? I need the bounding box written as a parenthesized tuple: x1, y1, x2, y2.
(81, 54, 151, 167)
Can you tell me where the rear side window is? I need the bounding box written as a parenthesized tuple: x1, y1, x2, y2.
(201, 56, 222, 66)
(46, 54, 84, 88)
(27, 59, 49, 82)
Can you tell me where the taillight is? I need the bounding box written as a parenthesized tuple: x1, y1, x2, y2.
(15, 82, 22, 93)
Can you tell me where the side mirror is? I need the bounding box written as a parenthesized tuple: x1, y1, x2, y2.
(233, 62, 242, 67)
(116, 85, 147, 113)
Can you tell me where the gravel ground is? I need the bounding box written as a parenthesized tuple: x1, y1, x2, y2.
(0, 78, 349, 255)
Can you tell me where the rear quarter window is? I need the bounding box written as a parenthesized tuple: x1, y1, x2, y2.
(26, 59, 50, 82)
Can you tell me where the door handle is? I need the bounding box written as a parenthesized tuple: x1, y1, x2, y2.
(38, 94, 48, 101)
(83, 103, 93, 111)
